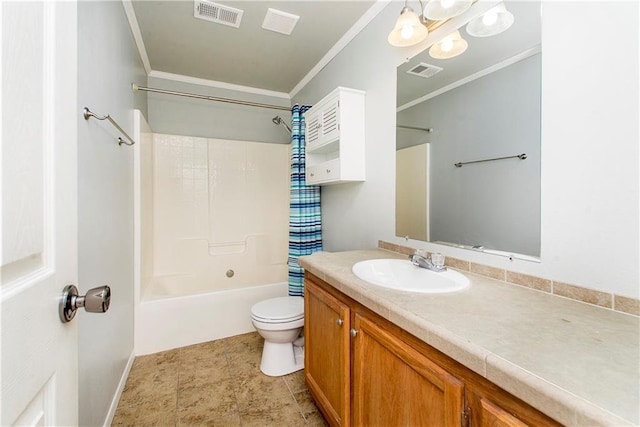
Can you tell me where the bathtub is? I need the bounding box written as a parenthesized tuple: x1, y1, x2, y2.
(133, 110, 292, 356)
(136, 277, 288, 355)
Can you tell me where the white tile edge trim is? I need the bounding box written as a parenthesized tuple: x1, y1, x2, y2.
(147, 70, 291, 100)
(288, 0, 392, 99)
(102, 350, 135, 427)
(122, 0, 151, 74)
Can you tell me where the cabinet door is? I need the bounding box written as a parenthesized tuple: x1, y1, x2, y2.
(474, 397, 529, 427)
(305, 96, 340, 151)
(353, 314, 464, 427)
(318, 97, 339, 144)
(306, 110, 321, 147)
(467, 390, 559, 427)
(305, 279, 351, 427)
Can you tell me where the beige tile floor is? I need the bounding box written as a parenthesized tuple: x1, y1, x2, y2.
(112, 332, 327, 426)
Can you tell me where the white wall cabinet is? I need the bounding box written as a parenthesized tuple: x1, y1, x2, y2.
(304, 87, 365, 185)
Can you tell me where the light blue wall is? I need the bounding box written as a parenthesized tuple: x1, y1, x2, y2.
(398, 54, 541, 257)
(292, 3, 406, 251)
(77, 1, 147, 425)
(146, 76, 291, 144)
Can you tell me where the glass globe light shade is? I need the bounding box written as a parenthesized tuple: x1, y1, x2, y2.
(429, 30, 468, 59)
(388, 6, 429, 47)
(424, 0, 472, 20)
(466, 3, 514, 37)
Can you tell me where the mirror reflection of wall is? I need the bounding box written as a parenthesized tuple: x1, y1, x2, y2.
(398, 53, 541, 256)
(396, 143, 428, 241)
(395, 1, 541, 259)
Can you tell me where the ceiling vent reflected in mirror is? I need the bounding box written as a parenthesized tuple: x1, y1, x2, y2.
(194, 0, 243, 28)
(406, 62, 443, 79)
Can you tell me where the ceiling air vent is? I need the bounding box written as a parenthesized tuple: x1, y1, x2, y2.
(194, 0, 243, 28)
(262, 8, 300, 36)
(406, 63, 443, 79)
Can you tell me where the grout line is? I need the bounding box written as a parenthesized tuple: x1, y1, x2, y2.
(285, 377, 306, 420)
(174, 348, 184, 424)
(221, 336, 244, 424)
(610, 293, 615, 310)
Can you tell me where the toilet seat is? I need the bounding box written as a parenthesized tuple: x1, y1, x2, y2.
(250, 296, 304, 324)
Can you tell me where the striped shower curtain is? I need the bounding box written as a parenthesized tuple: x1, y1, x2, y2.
(287, 105, 322, 297)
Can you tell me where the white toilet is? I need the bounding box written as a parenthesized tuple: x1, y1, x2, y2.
(250, 296, 304, 377)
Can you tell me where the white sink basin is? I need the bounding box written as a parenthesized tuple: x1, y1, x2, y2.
(352, 259, 470, 294)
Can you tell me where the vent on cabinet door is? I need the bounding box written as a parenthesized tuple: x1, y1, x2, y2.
(194, 0, 243, 28)
(406, 63, 443, 78)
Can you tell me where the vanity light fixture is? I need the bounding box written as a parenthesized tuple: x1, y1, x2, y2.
(388, 0, 473, 48)
(388, 3, 429, 47)
(429, 30, 468, 59)
(423, 0, 472, 20)
(466, 2, 514, 37)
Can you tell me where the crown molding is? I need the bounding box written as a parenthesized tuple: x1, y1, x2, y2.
(122, 0, 151, 74)
(397, 45, 541, 112)
(289, 0, 392, 98)
(122, 0, 388, 101)
(147, 71, 291, 100)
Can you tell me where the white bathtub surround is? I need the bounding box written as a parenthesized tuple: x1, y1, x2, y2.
(133, 111, 292, 354)
(151, 133, 290, 290)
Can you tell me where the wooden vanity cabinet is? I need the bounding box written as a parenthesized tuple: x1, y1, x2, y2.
(352, 313, 464, 426)
(304, 278, 351, 427)
(304, 273, 562, 427)
(467, 391, 529, 427)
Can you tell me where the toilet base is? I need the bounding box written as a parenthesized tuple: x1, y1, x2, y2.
(260, 341, 304, 377)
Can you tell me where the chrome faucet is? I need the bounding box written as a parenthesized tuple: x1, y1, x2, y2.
(408, 253, 447, 272)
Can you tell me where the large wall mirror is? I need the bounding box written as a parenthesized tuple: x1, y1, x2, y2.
(396, 1, 542, 259)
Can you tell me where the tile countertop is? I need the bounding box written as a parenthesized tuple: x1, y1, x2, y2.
(298, 249, 640, 427)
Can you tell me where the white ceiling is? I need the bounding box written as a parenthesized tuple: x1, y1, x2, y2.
(130, 0, 377, 95)
(129, 1, 542, 103)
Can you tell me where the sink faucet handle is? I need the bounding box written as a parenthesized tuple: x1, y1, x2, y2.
(415, 248, 428, 257)
(431, 253, 445, 269)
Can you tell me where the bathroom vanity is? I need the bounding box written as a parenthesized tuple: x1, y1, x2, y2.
(300, 250, 639, 427)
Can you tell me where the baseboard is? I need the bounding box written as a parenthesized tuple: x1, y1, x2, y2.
(102, 350, 136, 427)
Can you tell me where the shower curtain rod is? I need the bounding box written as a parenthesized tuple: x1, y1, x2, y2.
(397, 124, 433, 133)
(131, 84, 291, 112)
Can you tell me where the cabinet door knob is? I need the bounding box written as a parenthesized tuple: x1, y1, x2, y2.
(310, 173, 315, 177)
(350, 329, 358, 337)
(326, 169, 331, 174)
(336, 318, 344, 327)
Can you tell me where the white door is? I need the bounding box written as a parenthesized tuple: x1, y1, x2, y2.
(1, 1, 79, 425)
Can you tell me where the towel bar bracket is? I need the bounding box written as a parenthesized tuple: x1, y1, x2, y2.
(83, 107, 136, 146)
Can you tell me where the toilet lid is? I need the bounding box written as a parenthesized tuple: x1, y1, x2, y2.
(251, 296, 304, 322)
